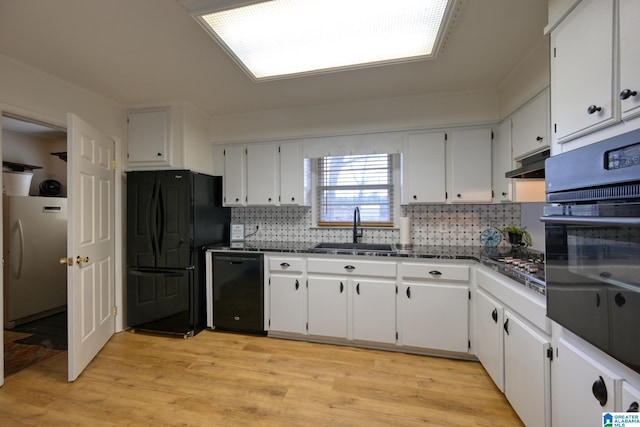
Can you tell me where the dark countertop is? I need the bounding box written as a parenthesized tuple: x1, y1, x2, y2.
(205, 240, 482, 261)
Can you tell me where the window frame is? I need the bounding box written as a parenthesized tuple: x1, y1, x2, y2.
(311, 153, 400, 228)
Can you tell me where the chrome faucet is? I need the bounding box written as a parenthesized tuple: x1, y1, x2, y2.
(353, 207, 363, 243)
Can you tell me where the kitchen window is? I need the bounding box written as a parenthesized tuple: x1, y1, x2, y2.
(315, 153, 397, 227)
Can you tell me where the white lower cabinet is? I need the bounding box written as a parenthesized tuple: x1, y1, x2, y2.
(503, 310, 551, 427)
(400, 283, 468, 352)
(553, 338, 622, 427)
(622, 382, 640, 413)
(352, 279, 396, 344)
(475, 288, 505, 391)
(269, 275, 305, 334)
(268, 257, 306, 334)
(307, 276, 348, 339)
(474, 266, 551, 427)
(399, 262, 470, 353)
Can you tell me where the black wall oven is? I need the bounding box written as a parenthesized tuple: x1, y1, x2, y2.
(542, 128, 640, 374)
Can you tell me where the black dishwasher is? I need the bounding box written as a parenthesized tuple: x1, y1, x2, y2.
(212, 253, 265, 334)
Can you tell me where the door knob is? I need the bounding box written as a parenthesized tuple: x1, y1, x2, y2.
(60, 257, 72, 266)
(76, 256, 90, 265)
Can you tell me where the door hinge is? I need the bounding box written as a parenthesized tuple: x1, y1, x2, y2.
(547, 347, 554, 361)
(553, 47, 556, 58)
(468, 340, 471, 349)
(268, 319, 270, 326)
(395, 285, 398, 294)
(223, 149, 226, 156)
(268, 278, 271, 285)
(113, 306, 118, 316)
(112, 160, 117, 170)
(491, 131, 494, 140)
(396, 331, 399, 340)
(468, 290, 471, 300)
(306, 322, 309, 331)
(444, 133, 448, 141)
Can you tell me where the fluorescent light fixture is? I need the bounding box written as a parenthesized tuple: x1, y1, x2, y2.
(185, 0, 453, 80)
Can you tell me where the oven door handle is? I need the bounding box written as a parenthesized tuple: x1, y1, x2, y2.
(540, 216, 640, 226)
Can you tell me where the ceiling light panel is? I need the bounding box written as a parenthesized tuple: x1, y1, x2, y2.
(193, 0, 452, 80)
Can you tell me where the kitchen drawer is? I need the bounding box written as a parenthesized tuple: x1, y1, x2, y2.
(307, 258, 396, 278)
(399, 262, 469, 282)
(269, 257, 305, 273)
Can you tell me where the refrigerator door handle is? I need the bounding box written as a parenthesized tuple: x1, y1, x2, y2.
(16, 219, 24, 280)
(149, 180, 160, 260)
(157, 184, 165, 255)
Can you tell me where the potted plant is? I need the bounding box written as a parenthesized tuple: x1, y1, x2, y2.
(503, 225, 532, 247)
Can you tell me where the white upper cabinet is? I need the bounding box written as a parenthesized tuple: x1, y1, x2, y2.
(493, 118, 513, 202)
(246, 143, 279, 206)
(402, 131, 446, 204)
(223, 144, 246, 207)
(127, 107, 171, 167)
(449, 128, 492, 203)
(511, 88, 550, 159)
(619, 0, 640, 120)
(279, 141, 309, 206)
(550, 0, 616, 143)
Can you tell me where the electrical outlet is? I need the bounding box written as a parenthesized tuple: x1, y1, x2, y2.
(439, 222, 448, 233)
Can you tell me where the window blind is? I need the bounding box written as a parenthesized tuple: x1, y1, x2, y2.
(316, 153, 394, 226)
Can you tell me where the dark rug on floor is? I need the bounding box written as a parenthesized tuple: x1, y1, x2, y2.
(4, 341, 65, 377)
(12, 311, 67, 351)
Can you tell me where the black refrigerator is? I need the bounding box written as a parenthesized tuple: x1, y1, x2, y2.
(126, 170, 230, 337)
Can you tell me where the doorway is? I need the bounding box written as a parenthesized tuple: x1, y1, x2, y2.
(1, 115, 68, 376)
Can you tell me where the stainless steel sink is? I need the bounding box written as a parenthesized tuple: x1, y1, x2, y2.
(310, 242, 396, 253)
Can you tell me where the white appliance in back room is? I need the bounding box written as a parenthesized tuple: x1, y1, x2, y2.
(3, 195, 67, 329)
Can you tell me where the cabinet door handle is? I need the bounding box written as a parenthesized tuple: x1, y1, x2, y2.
(491, 308, 498, 323)
(501, 192, 508, 196)
(280, 262, 290, 268)
(157, 152, 162, 156)
(429, 270, 442, 276)
(295, 279, 299, 290)
(406, 286, 411, 299)
(291, 197, 295, 202)
(356, 283, 360, 295)
(503, 318, 509, 335)
(344, 265, 356, 271)
(268, 197, 272, 202)
(413, 195, 417, 200)
(615, 293, 626, 307)
(596, 293, 601, 307)
(536, 136, 543, 142)
(620, 89, 638, 100)
(627, 401, 639, 412)
(592, 376, 608, 407)
(339, 282, 344, 293)
(457, 194, 462, 198)
(587, 105, 602, 115)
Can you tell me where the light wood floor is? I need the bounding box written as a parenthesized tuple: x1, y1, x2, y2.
(0, 331, 524, 426)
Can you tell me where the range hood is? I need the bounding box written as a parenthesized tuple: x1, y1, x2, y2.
(506, 149, 550, 179)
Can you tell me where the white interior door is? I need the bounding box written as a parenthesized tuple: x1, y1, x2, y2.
(67, 113, 115, 382)
(0, 117, 4, 386)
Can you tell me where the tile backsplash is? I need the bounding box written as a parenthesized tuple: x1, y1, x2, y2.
(232, 204, 522, 248)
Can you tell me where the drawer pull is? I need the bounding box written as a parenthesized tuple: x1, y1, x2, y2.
(429, 270, 442, 276)
(344, 265, 356, 271)
(592, 376, 608, 407)
(280, 262, 290, 268)
(627, 401, 639, 412)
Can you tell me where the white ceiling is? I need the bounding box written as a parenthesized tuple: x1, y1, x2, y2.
(0, 0, 548, 118)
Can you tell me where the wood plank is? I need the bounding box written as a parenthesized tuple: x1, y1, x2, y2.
(0, 331, 524, 426)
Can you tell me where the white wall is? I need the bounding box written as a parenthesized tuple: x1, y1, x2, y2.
(497, 35, 551, 120)
(210, 88, 499, 143)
